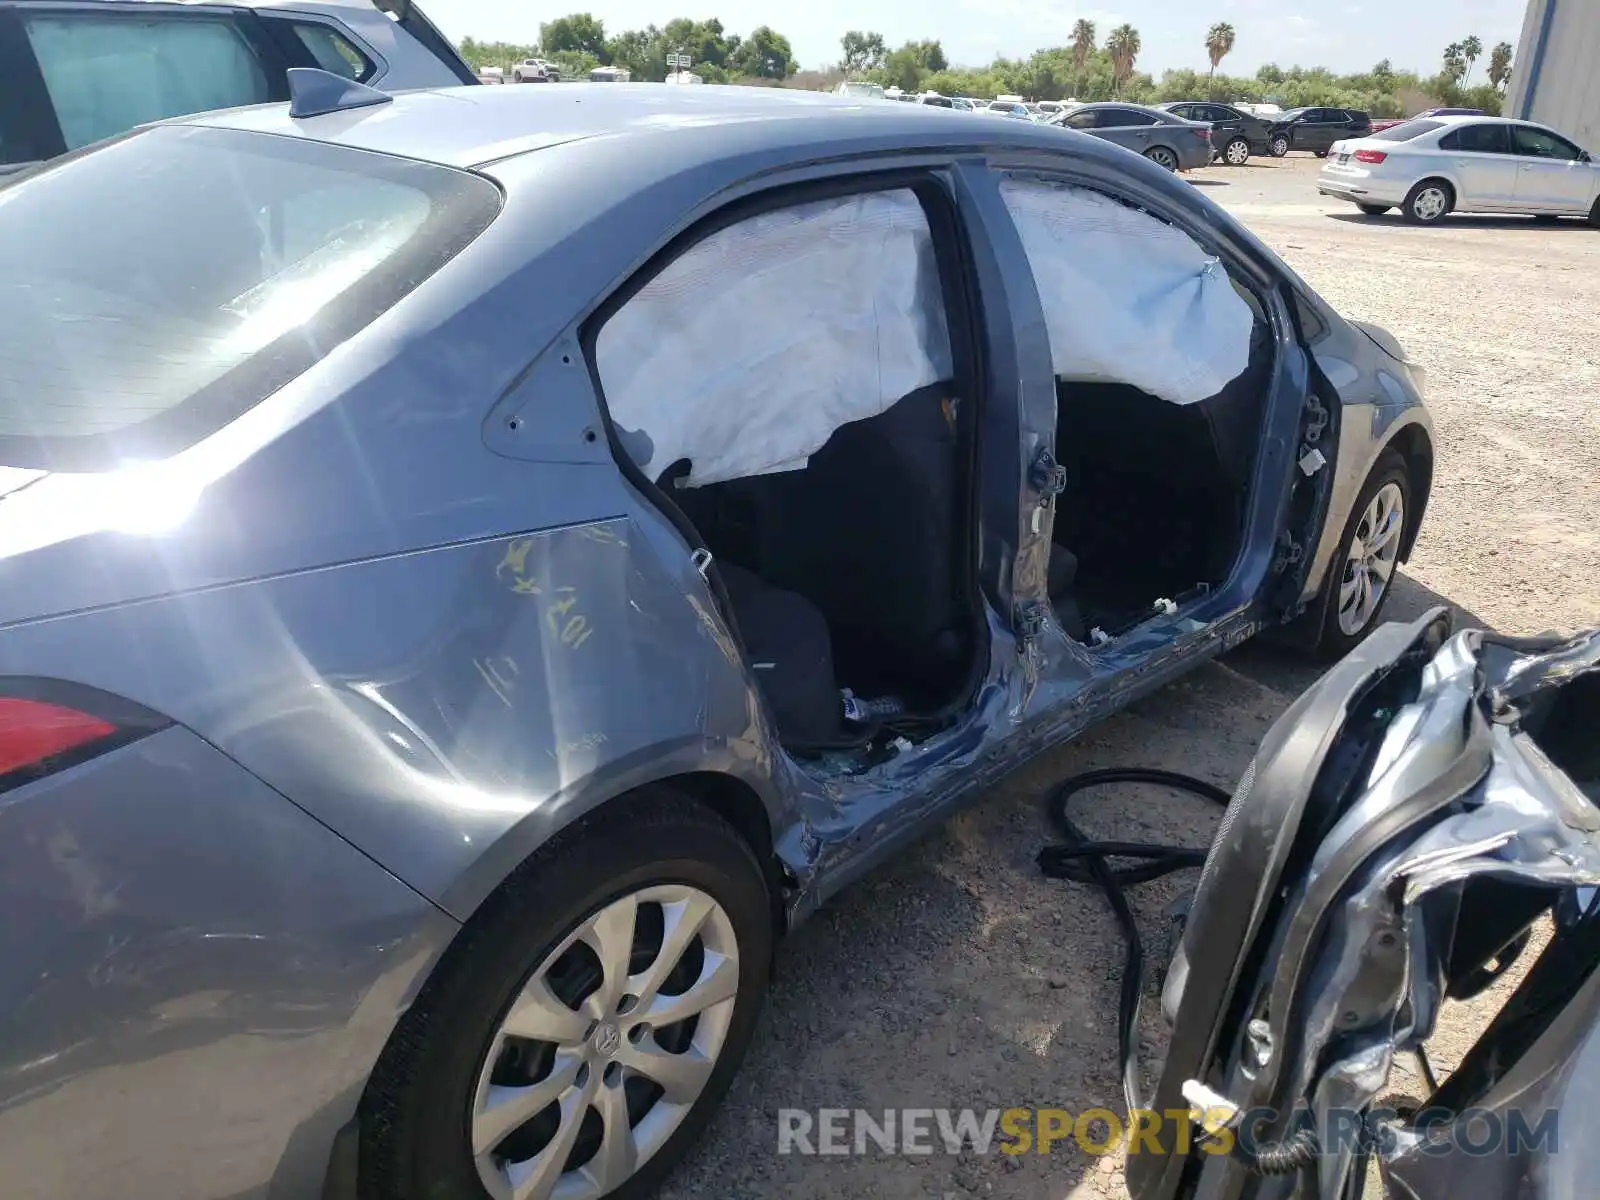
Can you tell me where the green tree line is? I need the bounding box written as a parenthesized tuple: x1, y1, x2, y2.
(460, 16, 1514, 118)
(460, 15, 796, 83)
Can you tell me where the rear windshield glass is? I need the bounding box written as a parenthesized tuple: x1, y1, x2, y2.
(0, 125, 501, 471)
(1370, 119, 1445, 142)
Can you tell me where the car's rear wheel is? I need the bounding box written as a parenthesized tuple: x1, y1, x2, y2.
(1589, 196, 1600, 227)
(1313, 149, 1328, 158)
(360, 791, 774, 1200)
(1401, 179, 1453, 224)
(1314, 449, 1411, 659)
(1145, 146, 1179, 171)
(1223, 137, 1251, 165)
(1269, 135, 1290, 157)
(1357, 203, 1392, 216)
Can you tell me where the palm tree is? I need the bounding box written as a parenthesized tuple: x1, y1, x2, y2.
(1204, 22, 1236, 96)
(1460, 35, 1483, 85)
(1070, 19, 1096, 98)
(1442, 42, 1466, 84)
(1488, 41, 1513, 92)
(1106, 24, 1141, 97)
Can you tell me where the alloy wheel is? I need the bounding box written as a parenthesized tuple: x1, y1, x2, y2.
(1336, 482, 1405, 637)
(1270, 136, 1289, 157)
(471, 885, 741, 1200)
(1147, 146, 1179, 171)
(1225, 139, 1251, 165)
(1411, 186, 1449, 222)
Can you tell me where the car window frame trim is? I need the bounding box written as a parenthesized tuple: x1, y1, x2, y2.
(258, 10, 383, 85)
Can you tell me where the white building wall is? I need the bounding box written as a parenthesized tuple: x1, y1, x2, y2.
(1505, 0, 1600, 149)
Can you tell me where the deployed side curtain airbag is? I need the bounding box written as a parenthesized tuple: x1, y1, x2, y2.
(594, 189, 952, 487)
(999, 178, 1254, 406)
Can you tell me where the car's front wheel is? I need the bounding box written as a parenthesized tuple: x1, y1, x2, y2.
(1402, 179, 1453, 224)
(1145, 146, 1180, 171)
(1357, 203, 1392, 216)
(1315, 449, 1411, 659)
(1223, 137, 1251, 165)
(1269, 135, 1290, 157)
(360, 790, 774, 1200)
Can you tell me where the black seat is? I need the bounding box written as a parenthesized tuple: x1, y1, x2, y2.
(723, 383, 968, 698)
(717, 564, 843, 749)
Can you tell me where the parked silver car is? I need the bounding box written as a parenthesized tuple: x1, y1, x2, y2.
(1048, 101, 1217, 171)
(0, 78, 1433, 1200)
(0, 0, 474, 175)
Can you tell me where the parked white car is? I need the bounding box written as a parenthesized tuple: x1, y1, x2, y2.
(834, 80, 886, 100)
(511, 59, 550, 83)
(1318, 114, 1600, 224)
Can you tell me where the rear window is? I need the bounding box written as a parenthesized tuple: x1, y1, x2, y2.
(0, 125, 500, 471)
(1370, 119, 1444, 142)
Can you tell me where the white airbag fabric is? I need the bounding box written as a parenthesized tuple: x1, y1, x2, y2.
(1000, 178, 1253, 406)
(595, 189, 951, 487)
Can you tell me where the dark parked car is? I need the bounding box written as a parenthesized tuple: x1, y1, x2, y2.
(1048, 101, 1216, 171)
(0, 76, 1434, 1200)
(0, 0, 475, 176)
(1157, 100, 1273, 164)
(1267, 105, 1372, 157)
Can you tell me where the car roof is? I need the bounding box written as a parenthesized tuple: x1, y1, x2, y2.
(174, 82, 1081, 168)
(1423, 114, 1548, 127)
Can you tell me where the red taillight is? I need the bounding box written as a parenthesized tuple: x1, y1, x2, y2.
(1354, 149, 1387, 164)
(0, 697, 118, 777)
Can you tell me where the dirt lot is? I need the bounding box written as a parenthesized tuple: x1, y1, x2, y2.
(659, 153, 1600, 1200)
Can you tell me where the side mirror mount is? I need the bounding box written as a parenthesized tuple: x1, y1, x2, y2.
(1580, 149, 1593, 164)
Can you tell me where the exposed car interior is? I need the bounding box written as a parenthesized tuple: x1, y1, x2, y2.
(593, 188, 983, 756)
(592, 179, 1273, 753)
(999, 176, 1273, 640)
(1050, 310, 1272, 638)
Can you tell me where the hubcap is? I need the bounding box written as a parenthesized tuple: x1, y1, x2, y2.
(471, 885, 740, 1200)
(1337, 482, 1404, 637)
(1414, 187, 1447, 221)
(1227, 141, 1249, 164)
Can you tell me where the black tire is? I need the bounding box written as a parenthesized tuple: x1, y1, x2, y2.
(1590, 196, 1600, 228)
(360, 790, 775, 1200)
(1313, 149, 1328, 158)
(1534, 214, 1561, 224)
(1145, 145, 1180, 172)
(1269, 135, 1289, 158)
(1223, 137, 1251, 166)
(1357, 203, 1392, 216)
(1311, 449, 1413, 661)
(1401, 178, 1453, 224)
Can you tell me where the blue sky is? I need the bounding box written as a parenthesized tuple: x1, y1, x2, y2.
(434, 0, 1530, 77)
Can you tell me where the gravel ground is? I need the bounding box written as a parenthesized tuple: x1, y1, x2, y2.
(659, 153, 1600, 1200)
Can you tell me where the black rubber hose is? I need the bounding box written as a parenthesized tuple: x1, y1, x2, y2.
(1036, 767, 1233, 1115)
(1233, 1125, 1320, 1175)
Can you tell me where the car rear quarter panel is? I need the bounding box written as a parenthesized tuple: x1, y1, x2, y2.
(0, 725, 457, 1200)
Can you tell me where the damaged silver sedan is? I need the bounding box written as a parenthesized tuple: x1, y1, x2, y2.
(0, 76, 1436, 1199)
(1135, 612, 1600, 1200)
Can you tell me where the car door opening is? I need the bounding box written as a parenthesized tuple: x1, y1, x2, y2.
(591, 186, 986, 757)
(999, 176, 1272, 640)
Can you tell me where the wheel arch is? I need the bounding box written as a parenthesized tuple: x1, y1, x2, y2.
(1383, 421, 1433, 562)
(1411, 173, 1458, 208)
(437, 748, 793, 930)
